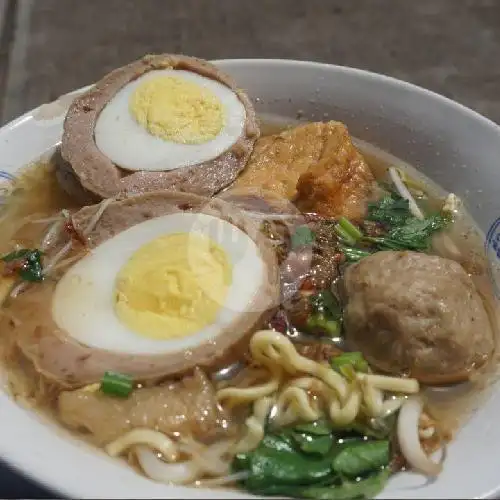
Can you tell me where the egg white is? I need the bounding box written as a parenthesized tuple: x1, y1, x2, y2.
(94, 69, 246, 172)
(51, 213, 265, 355)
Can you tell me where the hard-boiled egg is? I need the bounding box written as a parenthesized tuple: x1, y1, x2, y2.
(51, 212, 266, 355)
(94, 69, 246, 172)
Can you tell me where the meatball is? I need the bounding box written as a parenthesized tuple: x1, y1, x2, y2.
(343, 251, 495, 385)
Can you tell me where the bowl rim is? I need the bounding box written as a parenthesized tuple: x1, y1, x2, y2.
(213, 58, 500, 131)
(1, 57, 499, 500)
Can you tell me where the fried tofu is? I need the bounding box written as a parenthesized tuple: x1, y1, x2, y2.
(231, 121, 376, 220)
(295, 122, 376, 221)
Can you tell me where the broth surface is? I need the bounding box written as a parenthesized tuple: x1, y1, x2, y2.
(0, 118, 498, 491)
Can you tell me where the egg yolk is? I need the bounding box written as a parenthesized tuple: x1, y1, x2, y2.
(129, 75, 225, 144)
(114, 233, 232, 340)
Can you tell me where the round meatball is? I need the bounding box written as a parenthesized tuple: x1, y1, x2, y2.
(343, 251, 495, 385)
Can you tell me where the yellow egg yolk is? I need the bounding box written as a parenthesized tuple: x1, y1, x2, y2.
(114, 233, 232, 340)
(129, 75, 225, 144)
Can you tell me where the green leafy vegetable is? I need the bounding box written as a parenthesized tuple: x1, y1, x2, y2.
(239, 445, 336, 491)
(259, 432, 296, 452)
(367, 193, 412, 227)
(364, 413, 398, 440)
(331, 352, 369, 374)
(100, 371, 133, 398)
(307, 290, 343, 337)
(299, 468, 391, 500)
(368, 212, 450, 252)
(292, 432, 333, 456)
(1, 249, 32, 262)
(333, 419, 395, 441)
(1, 248, 44, 282)
(233, 452, 251, 471)
(340, 245, 373, 263)
(294, 420, 333, 436)
(291, 225, 316, 249)
(332, 440, 390, 478)
(310, 290, 342, 320)
(233, 423, 393, 500)
(338, 191, 451, 262)
(365, 192, 451, 252)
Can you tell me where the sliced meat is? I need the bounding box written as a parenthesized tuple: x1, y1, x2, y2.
(71, 191, 208, 248)
(229, 121, 376, 220)
(343, 251, 495, 385)
(217, 188, 302, 218)
(14, 191, 280, 388)
(53, 151, 100, 206)
(58, 368, 233, 445)
(61, 54, 259, 200)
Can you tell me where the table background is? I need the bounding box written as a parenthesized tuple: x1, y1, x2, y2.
(0, 0, 499, 497)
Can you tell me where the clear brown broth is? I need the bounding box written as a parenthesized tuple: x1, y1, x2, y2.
(0, 118, 499, 461)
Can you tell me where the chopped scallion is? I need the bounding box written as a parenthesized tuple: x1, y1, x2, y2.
(331, 351, 369, 374)
(306, 315, 341, 337)
(337, 217, 363, 242)
(1, 248, 44, 282)
(335, 225, 356, 245)
(100, 371, 134, 398)
(340, 246, 372, 262)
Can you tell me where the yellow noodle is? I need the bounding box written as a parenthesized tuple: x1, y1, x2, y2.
(250, 330, 349, 399)
(273, 379, 324, 427)
(361, 377, 385, 417)
(216, 368, 282, 407)
(178, 438, 234, 477)
(329, 388, 362, 426)
(356, 373, 419, 394)
(105, 429, 178, 461)
(233, 397, 275, 453)
(217, 330, 420, 430)
(277, 386, 322, 423)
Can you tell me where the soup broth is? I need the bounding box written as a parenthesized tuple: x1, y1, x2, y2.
(0, 118, 498, 495)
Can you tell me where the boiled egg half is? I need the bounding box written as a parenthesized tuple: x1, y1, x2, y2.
(94, 69, 246, 172)
(52, 212, 269, 355)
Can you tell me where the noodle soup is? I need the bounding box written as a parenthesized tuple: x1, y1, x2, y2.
(0, 55, 499, 500)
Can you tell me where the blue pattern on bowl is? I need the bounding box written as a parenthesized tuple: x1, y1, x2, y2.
(0, 170, 15, 205)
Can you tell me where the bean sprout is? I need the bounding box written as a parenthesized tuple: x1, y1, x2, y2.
(8, 198, 113, 298)
(389, 167, 424, 219)
(105, 429, 178, 460)
(397, 396, 445, 476)
(40, 219, 65, 252)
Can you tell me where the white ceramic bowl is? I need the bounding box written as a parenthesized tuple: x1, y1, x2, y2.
(0, 59, 500, 499)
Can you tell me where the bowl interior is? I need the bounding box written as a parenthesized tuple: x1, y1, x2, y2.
(1, 58, 500, 499)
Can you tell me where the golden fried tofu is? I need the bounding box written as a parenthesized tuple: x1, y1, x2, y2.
(295, 122, 377, 221)
(230, 121, 376, 220)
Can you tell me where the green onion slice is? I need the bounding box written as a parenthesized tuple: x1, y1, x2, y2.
(335, 217, 363, 243)
(100, 371, 134, 398)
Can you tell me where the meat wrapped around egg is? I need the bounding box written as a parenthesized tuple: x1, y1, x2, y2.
(15, 191, 280, 388)
(59, 54, 259, 201)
